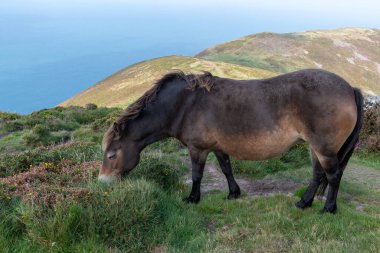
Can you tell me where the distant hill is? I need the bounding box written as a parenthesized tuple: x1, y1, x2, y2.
(60, 56, 275, 107)
(197, 28, 380, 95)
(61, 28, 380, 108)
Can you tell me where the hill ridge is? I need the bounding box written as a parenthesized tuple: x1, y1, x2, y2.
(197, 27, 380, 95)
(61, 27, 380, 107)
(60, 55, 275, 107)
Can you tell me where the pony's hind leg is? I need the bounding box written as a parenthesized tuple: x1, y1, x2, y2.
(296, 149, 326, 209)
(315, 154, 343, 213)
(214, 151, 241, 199)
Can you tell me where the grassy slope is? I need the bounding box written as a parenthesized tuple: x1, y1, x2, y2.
(196, 164, 380, 252)
(60, 56, 275, 108)
(2, 150, 379, 252)
(197, 27, 380, 95)
(2, 28, 379, 251)
(0, 108, 379, 252)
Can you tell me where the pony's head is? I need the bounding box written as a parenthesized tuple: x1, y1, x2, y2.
(98, 122, 140, 183)
(98, 70, 214, 183)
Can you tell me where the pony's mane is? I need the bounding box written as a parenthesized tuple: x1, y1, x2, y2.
(102, 70, 214, 150)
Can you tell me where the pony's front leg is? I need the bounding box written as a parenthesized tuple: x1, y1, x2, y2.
(184, 148, 208, 203)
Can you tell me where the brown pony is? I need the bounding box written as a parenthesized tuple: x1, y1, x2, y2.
(99, 69, 363, 213)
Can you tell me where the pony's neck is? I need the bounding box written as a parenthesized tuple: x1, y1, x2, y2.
(140, 128, 169, 148)
(127, 116, 169, 150)
(127, 79, 188, 150)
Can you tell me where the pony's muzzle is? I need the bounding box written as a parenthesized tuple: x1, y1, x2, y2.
(98, 174, 118, 183)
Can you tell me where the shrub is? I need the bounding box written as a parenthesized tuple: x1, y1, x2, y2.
(4, 120, 24, 132)
(85, 103, 98, 110)
(33, 124, 49, 136)
(0, 112, 21, 122)
(72, 127, 103, 143)
(129, 154, 187, 191)
(23, 123, 87, 148)
(91, 108, 123, 131)
(22, 132, 40, 147)
(0, 142, 102, 177)
(47, 118, 80, 131)
(23, 124, 52, 147)
(2, 106, 118, 133)
(360, 104, 380, 152)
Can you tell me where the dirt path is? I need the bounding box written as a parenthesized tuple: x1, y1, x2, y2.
(183, 159, 380, 198)
(0, 132, 10, 140)
(183, 160, 303, 196)
(344, 164, 380, 192)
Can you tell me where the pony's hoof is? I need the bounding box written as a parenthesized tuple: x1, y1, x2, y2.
(227, 191, 241, 200)
(183, 195, 200, 204)
(295, 199, 312, 209)
(320, 206, 337, 214)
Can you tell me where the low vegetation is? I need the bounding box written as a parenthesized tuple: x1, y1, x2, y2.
(0, 103, 379, 252)
(60, 56, 275, 108)
(197, 28, 380, 95)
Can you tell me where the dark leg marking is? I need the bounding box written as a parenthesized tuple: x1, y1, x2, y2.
(296, 150, 325, 209)
(214, 151, 241, 200)
(184, 148, 208, 204)
(319, 156, 342, 214)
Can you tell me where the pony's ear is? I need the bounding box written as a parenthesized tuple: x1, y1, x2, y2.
(112, 122, 122, 137)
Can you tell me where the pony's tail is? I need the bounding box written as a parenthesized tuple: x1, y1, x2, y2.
(317, 88, 364, 196)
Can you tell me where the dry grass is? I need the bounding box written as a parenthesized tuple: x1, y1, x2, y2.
(60, 56, 275, 108)
(198, 27, 380, 95)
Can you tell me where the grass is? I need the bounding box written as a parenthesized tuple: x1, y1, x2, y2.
(0, 180, 207, 253)
(230, 144, 310, 179)
(352, 150, 380, 170)
(60, 56, 275, 108)
(196, 193, 380, 252)
(201, 53, 294, 73)
(0, 142, 103, 177)
(1, 106, 379, 252)
(1, 145, 379, 252)
(197, 28, 380, 95)
(0, 131, 27, 153)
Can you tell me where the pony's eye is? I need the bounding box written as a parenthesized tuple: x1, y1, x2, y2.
(107, 152, 116, 160)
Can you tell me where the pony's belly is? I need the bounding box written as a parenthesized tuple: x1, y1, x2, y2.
(215, 131, 300, 160)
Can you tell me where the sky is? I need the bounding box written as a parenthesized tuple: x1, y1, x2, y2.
(1, 0, 379, 113)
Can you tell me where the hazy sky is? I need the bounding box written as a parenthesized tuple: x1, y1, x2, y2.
(1, 0, 379, 113)
(2, 0, 380, 23)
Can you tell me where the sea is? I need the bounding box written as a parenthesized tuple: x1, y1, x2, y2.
(0, 2, 374, 114)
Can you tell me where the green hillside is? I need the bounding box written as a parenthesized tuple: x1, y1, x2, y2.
(197, 28, 380, 95)
(0, 105, 379, 252)
(60, 56, 275, 107)
(2, 28, 380, 253)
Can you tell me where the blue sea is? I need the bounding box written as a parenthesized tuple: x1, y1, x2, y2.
(1, 2, 378, 114)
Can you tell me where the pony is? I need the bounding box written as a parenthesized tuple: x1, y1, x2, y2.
(99, 69, 363, 213)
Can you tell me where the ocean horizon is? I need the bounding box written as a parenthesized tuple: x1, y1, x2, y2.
(1, 2, 378, 114)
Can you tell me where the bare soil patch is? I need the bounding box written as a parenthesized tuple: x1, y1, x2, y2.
(183, 160, 302, 196)
(0, 133, 9, 139)
(344, 164, 380, 192)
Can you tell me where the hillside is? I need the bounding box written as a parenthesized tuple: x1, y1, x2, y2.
(197, 27, 380, 95)
(60, 56, 275, 107)
(0, 105, 379, 252)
